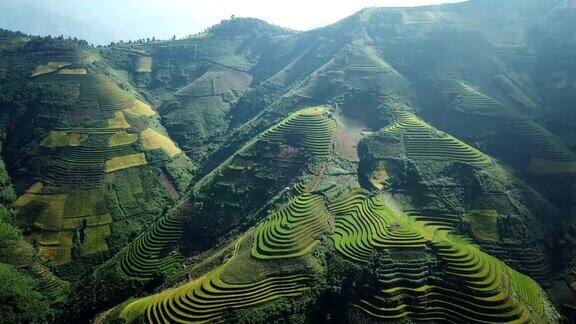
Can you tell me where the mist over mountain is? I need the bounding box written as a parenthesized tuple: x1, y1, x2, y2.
(0, 0, 575, 323)
(0, 0, 465, 45)
(0, 1, 120, 45)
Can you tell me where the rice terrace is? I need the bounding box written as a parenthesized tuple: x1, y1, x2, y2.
(0, 0, 575, 323)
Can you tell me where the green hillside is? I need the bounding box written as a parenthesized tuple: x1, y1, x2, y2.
(0, 0, 575, 322)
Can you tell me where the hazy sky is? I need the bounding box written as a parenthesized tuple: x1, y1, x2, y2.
(1, 0, 466, 43)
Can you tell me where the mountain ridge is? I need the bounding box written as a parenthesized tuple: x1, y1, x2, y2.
(0, 0, 575, 322)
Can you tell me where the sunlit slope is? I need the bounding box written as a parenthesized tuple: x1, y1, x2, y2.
(117, 194, 329, 323)
(95, 106, 335, 281)
(386, 109, 493, 164)
(10, 57, 192, 265)
(111, 189, 557, 323)
(328, 190, 557, 323)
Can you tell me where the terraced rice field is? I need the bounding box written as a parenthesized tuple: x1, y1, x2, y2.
(260, 106, 335, 158)
(12, 185, 112, 264)
(107, 111, 131, 129)
(136, 56, 153, 73)
(510, 120, 576, 173)
(59, 68, 87, 75)
(118, 209, 184, 279)
(511, 121, 576, 162)
(481, 242, 549, 282)
(251, 193, 330, 260)
(131, 268, 313, 323)
(56, 145, 135, 168)
(353, 229, 547, 322)
(123, 100, 157, 117)
(42, 160, 104, 189)
(120, 234, 314, 323)
(193, 106, 335, 192)
(42, 131, 88, 147)
(450, 81, 507, 114)
(31, 61, 71, 77)
(140, 128, 182, 158)
(407, 209, 460, 232)
(326, 189, 549, 322)
(110, 131, 138, 146)
(388, 110, 492, 164)
(105, 153, 147, 173)
(330, 189, 427, 263)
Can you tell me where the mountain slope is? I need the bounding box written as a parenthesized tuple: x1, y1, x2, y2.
(0, 0, 575, 322)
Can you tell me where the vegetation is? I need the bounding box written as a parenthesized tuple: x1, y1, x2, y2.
(105, 153, 147, 173)
(1, 0, 576, 322)
(251, 193, 329, 260)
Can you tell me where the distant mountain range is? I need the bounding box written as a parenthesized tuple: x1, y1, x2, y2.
(0, 1, 120, 45)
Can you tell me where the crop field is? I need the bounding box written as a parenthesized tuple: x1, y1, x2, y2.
(462, 209, 500, 242)
(82, 224, 111, 254)
(107, 111, 131, 129)
(119, 230, 316, 323)
(494, 74, 538, 112)
(31, 61, 72, 77)
(387, 109, 492, 164)
(511, 121, 576, 162)
(42, 160, 105, 189)
(449, 81, 510, 115)
(194, 106, 335, 192)
(136, 56, 152, 73)
(251, 193, 330, 260)
(406, 209, 461, 233)
(105, 153, 147, 173)
(326, 189, 550, 322)
(115, 186, 553, 323)
(42, 131, 88, 147)
(59, 68, 87, 75)
(140, 128, 182, 158)
(480, 242, 549, 282)
(12, 186, 112, 264)
(260, 106, 335, 159)
(125, 267, 313, 323)
(175, 70, 251, 97)
(58, 144, 137, 165)
(110, 131, 138, 147)
(330, 189, 427, 263)
(510, 120, 576, 173)
(118, 207, 185, 279)
(29, 231, 74, 265)
(356, 236, 547, 322)
(123, 100, 156, 117)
